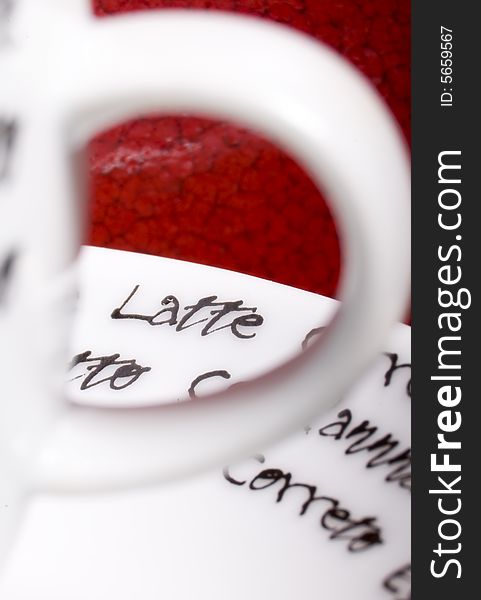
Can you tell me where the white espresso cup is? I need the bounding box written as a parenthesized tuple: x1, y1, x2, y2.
(0, 0, 410, 570)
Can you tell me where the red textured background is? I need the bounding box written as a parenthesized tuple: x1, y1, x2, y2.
(88, 0, 410, 298)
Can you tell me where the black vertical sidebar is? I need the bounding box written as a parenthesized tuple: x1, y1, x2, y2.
(412, 1, 478, 598)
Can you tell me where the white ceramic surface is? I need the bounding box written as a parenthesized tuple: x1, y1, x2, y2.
(0, 246, 411, 599)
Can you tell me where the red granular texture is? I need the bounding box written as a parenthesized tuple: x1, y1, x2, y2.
(88, 0, 410, 298)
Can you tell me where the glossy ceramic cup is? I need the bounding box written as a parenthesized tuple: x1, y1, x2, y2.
(0, 0, 409, 569)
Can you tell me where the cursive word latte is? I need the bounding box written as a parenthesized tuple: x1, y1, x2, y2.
(111, 285, 264, 339)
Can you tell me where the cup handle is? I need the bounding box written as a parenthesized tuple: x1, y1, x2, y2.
(28, 11, 409, 492)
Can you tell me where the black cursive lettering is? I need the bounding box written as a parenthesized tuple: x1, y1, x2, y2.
(384, 352, 411, 398)
(69, 350, 151, 391)
(111, 285, 180, 326)
(176, 296, 221, 331)
(224, 455, 383, 553)
(383, 563, 411, 600)
(188, 370, 232, 399)
(319, 409, 411, 491)
(112, 285, 264, 339)
(301, 326, 326, 350)
(223, 455, 265, 486)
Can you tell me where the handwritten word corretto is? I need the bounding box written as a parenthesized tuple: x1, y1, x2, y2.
(224, 455, 383, 553)
(111, 285, 264, 339)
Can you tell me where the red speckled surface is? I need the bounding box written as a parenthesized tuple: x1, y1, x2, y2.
(88, 0, 410, 298)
